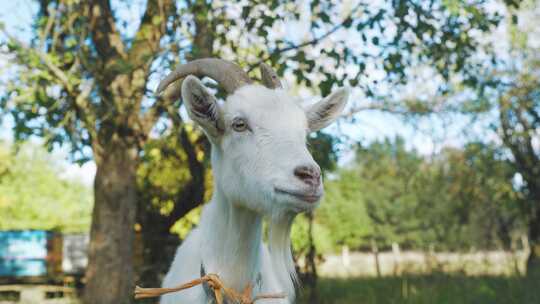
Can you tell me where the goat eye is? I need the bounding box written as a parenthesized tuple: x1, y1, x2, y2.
(232, 118, 248, 132)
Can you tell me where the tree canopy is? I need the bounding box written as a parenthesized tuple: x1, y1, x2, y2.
(0, 142, 92, 232)
(307, 137, 525, 253)
(0, 0, 517, 158)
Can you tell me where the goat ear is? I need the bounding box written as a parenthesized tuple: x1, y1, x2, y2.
(182, 75, 224, 138)
(305, 88, 349, 132)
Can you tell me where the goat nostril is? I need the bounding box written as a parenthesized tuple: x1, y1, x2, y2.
(294, 165, 321, 185)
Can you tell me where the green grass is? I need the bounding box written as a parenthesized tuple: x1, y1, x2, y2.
(297, 273, 540, 304)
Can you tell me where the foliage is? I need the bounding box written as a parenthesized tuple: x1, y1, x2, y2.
(136, 123, 211, 237)
(0, 0, 516, 160)
(445, 1, 540, 269)
(495, 57, 540, 268)
(0, 0, 519, 242)
(353, 137, 425, 248)
(291, 213, 333, 257)
(315, 170, 373, 250)
(134, 123, 212, 290)
(418, 143, 525, 249)
(0, 142, 92, 232)
(297, 274, 540, 304)
(308, 131, 340, 172)
(308, 137, 525, 252)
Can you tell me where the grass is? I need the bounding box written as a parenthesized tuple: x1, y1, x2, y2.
(297, 273, 540, 304)
(2, 273, 538, 303)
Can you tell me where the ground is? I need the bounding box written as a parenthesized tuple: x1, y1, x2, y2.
(297, 274, 540, 304)
(1, 273, 538, 303)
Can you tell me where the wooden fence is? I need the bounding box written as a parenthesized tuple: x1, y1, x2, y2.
(316, 242, 531, 278)
(0, 285, 77, 304)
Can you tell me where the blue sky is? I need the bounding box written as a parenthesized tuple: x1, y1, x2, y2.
(0, 0, 505, 186)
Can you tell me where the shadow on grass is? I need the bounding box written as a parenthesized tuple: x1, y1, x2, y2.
(297, 272, 540, 304)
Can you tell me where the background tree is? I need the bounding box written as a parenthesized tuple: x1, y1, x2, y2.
(355, 138, 424, 248)
(449, 0, 540, 272)
(497, 66, 540, 271)
(495, 3, 540, 265)
(416, 143, 524, 250)
(311, 138, 524, 252)
(0, 142, 92, 232)
(0, 1, 513, 303)
(316, 170, 373, 250)
(135, 123, 210, 291)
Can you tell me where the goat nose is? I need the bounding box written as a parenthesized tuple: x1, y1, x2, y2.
(294, 165, 321, 187)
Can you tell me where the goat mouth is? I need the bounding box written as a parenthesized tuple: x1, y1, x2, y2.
(274, 188, 322, 203)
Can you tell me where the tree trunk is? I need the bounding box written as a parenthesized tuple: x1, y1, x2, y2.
(84, 144, 138, 304)
(136, 204, 180, 292)
(305, 212, 319, 304)
(526, 244, 540, 275)
(527, 208, 540, 276)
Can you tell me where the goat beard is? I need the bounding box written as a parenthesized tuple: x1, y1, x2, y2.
(268, 210, 298, 302)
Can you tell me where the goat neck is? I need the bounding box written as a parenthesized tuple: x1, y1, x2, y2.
(198, 185, 263, 293)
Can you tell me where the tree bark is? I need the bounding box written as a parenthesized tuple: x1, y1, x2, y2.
(305, 212, 319, 304)
(498, 95, 540, 276)
(526, 206, 540, 276)
(136, 214, 179, 304)
(84, 144, 138, 304)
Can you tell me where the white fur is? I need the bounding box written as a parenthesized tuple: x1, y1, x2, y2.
(160, 80, 349, 304)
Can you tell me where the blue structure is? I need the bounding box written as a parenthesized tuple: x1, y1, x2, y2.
(0, 230, 52, 277)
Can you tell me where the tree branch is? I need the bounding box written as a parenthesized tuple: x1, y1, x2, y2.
(128, 0, 175, 71)
(247, 4, 361, 72)
(3, 27, 73, 91)
(141, 0, 213, 135)
(39, 3, 57, 51)
(2, 28, 98, 138)
(166, 126, 206, 228)
(73, 80, 100, 146)
(87, 0, 126, 65)
(342, 104, 410, 118)
(187, 0, 215, 60)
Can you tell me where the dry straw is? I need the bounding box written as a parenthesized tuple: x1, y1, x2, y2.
(134, 273, 286, 304)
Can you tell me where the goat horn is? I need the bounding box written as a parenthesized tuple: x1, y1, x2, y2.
(260, 63, 282, 89)
(156, 58, 252, 98)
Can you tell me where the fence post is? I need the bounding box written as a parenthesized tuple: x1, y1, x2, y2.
(424, 244, 435, 273)
(341, 245, 351, 269)
(520, 234, 531, 275)
(392, 242, 401, 276)
(371, 239, 381, 277)
(521, 234, 530, 254)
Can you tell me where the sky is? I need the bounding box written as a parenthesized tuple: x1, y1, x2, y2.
(0, 0, 513, 187)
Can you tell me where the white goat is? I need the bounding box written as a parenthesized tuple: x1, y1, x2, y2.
(156, 58, 349, 304)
